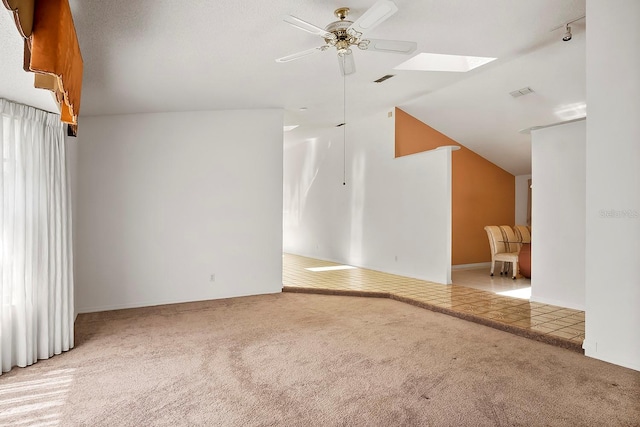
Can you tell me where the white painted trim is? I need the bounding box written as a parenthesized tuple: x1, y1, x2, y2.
(519, 116, 586, 134)
(76, 290, 282, 314)
(582, 339, 595, 354)
(285, 252, 448, 285)
(435, 145, 461, 151)
(451, 262, 491, 271)
(285, 252, 348, 267)
(584, 348, 640, 373)
(530, 295, 585, 312)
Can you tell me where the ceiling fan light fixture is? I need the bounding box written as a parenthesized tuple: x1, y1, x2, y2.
(347, 28, 363, 39)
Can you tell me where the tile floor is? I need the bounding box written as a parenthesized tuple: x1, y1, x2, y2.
(282, 253, 585, 352)
(452, 266, 531, 296)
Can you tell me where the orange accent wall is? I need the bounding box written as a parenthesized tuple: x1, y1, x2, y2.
(395, 108, 515, 265)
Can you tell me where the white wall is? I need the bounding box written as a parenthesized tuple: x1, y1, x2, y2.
(283, 127, 351, 262)
(514, 174, 531, 226)
(284, 109, 452, 284)
(530, 120, 586, 310)
(584, 0, 640, 371)
(75, 109, 283, 313)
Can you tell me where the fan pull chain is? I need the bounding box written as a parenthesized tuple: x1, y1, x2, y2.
(343, 55, 347, 186)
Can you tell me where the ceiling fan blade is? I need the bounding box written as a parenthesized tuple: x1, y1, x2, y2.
(348, 0, 398, 35)
(361, 39, 417, 54)
(283, 15, 336, 40)
(276, 46, 327, 63)
(338, 52, 356, 76)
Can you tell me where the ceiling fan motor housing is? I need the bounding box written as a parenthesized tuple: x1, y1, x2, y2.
(325, 20, 366, 52)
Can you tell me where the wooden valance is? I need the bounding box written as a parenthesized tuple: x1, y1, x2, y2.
(2, 0, 83, 126)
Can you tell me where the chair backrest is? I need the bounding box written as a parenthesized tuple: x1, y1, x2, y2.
(499, 225, 521, 253)
(484, 226, 508, 255)
(514, 225, 531, 243)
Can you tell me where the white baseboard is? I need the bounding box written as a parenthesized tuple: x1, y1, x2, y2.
(529, 294, 585, 311)
(584, 345, 640, 372)
(76, 289, 282, 314)
(452, 262, 491, 271)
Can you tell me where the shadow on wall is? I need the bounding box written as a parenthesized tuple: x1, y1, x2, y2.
(348, 149, 366, 262)
(283, 132, 351, 259)
(283, 137, 322, 229)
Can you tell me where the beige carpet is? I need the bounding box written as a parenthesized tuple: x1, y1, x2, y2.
(1, 293, 638, 426)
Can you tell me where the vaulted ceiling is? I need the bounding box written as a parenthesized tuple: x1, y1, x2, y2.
(1, 0, 586, 175)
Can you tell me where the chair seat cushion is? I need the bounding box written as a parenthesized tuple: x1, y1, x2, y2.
(495, 252, 518, 262)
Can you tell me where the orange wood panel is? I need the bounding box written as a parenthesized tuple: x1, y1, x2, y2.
(395, 108, 515, 265)
(28, 0, 83, 125)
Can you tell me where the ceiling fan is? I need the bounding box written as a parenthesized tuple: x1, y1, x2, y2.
(276, 0, 417, 76)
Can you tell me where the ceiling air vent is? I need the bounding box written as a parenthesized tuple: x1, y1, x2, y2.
(336, 123, 346, 127)
(509, 87, 534, 98)
(374, 74, 395, 83)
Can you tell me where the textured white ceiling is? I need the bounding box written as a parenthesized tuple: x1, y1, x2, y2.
(0, 10, 58, 112)
(1, 0, 587, 175)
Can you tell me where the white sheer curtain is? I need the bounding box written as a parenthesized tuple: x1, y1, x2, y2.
(0, 98, 74, 375)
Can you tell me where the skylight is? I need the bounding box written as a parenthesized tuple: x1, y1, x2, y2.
(394, 53, 497, 72)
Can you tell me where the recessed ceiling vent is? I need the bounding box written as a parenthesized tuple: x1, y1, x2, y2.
(510, 87, 534, 98)
(374, 74, 395, 83)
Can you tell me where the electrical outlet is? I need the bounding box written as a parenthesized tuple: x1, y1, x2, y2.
(210, 274, 215, 282)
